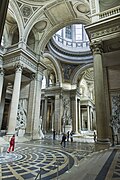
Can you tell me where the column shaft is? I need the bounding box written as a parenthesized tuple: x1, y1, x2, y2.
(55, 94, 62, 133)
(87, 105, 90, 131)
(26, 76, 36, 136)
(7, 64, 23, 134)
(0, 68, 4, 102)
(43, 97, 48, 133)
(32, 73, 42, 139)
(91, 41, 110, 148)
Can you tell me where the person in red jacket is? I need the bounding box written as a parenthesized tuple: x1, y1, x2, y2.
(7, 134, 15, 153)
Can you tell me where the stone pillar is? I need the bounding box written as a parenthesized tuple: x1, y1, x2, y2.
(78, 99, 81, 133)
(7, 63, 23, 135)
(90, 41, 110, 150)
(0, 0, 9, 44)
(26, 74, 36, 137)
(71, 95, 78, 133)
(55, 94, 63, 133)
(32, 72, 42, 139)
(0, 67, 4, 102)
(0, 80, 7, 129)
(87, 105, 90, 131)
(26, 72, 42, 139)
(75, 96, 78, 133)
(51, 100, 54, 131)
(43, 97, 48, 133)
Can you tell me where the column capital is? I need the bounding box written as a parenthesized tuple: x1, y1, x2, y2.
(0, 67, 4, 76)
(15, 62, 23, 72)
(30, 73, 36, 80)
(90, 40, 103, 54)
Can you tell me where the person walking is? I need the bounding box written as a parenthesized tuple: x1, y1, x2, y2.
(67, 131, 70, 142)
(70, 131, 73, 142)
(61, 133, 66, 148)
(94, 131, 97, 142)
(53, 129, 56, 140)
(7, 134, 15, 153)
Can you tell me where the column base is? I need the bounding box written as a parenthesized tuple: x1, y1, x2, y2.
(95, 139, 110, 151)
(25, 132, 44, 140)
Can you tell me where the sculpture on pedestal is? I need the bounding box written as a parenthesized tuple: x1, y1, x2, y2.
(39, 116, 44, 139)
(16, 99, 27, 136)
(110, 115, 120, 146)
(62, 97, 72, 132)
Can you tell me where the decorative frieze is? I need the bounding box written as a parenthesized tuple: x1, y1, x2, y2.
(3, 55, 37, 71)
(91, 25, 120, 39)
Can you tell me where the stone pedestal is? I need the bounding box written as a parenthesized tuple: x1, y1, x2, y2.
(63, 125, 72, 133)
(95, 141, 110, 151)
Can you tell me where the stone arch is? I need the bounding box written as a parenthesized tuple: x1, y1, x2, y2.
(38, 17, 90, 54)
(9, 1, 24, 41)
(43, 53, 62, 86)
(71, 63, 93, 86)
(22, 1, 91, 54)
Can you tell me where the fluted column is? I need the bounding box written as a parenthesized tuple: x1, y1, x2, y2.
(32, 72, 42, 139)
(7, 63, 23, 134)
(26, 74, 36, 137)
(0, 0, 9, 44)
(71, 95, 78, 133)
(87, 105, 90, 131)
(43, 97, 48, 133)
(0, 67, 4, 102)
(91, 41, 110, 149)
(0, 80, 7, 129)
(55, 94, 63, 133)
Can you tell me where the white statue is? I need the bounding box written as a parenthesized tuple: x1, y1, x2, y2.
(39, 116, 44, 139)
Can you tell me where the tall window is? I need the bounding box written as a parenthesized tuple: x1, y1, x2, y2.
(65, 25, 72, 39)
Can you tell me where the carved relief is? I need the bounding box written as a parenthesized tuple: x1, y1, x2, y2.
(3, 55, 37, 71)
(91, 25, 120, 39)
(76, 3, 90, 13)
(21, 5, 33, 17)
(34, 20, 47, 33)
(110, 94, 120, 135)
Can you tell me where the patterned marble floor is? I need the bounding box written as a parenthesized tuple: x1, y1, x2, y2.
(0, 144, 75, 180)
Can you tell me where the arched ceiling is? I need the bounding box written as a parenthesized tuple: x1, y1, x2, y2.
(100, 0, 120, 11)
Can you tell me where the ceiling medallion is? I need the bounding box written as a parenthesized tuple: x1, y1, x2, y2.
(77, 3, 89, 13)
(34, 20, 47, 32)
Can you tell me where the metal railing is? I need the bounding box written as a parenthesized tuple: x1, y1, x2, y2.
(53, 34, 89, 49)
(35, 157, 71, 180)
(99, 5, 120, 20)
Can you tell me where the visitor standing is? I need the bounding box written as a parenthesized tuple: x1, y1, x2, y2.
(53, 129, 56, 140)
(70, 131, 73, 142)
(7, 134, 15, 153)
(61, 133, 66, 148)
(67, 131, 70, 141)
